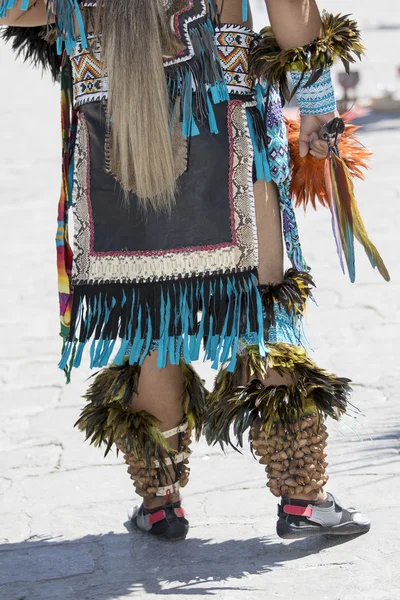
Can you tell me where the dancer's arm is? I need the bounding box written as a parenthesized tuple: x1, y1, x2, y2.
(265, 0, 335, 158)
(265, 0, 322, 49)
(0, 0, 48, 26)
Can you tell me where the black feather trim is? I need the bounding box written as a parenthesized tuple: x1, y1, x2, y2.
(1, 26, 62, 82)
(259, 269, 315, 331)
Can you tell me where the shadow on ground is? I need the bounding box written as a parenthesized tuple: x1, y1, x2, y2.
(0, 530, 358, 598)
(354, 110, 400, 131)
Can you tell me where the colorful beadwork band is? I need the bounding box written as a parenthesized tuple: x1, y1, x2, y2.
(291, 68, 337, 116)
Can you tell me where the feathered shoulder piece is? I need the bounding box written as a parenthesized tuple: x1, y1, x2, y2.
(1, 26, 62, 82)
(249, 13, 365, 100)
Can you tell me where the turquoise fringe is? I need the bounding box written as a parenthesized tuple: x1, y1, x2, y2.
(0, 0, 88, 54)
(239, 303, 308, 351)
(59, 272, 266, 377)
(167, 18, 229, 139)
(53, 0, 87, 55)
(0, 0, 29, 17)
(242, 0, 248, 22)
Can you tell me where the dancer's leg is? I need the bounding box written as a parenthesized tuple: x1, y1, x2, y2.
(131, 352, 184, 510)
(206, 175, 370, 535)
(254, 181, 327, 500)
(254, 180, 284, 286)
(207, 180, 334, 502)
(254, 181, 295, 387)
(76, 355, 206, 540)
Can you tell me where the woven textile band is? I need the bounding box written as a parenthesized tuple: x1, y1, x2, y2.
(215, 24, 257, 96)
(291, 68, 337, 116)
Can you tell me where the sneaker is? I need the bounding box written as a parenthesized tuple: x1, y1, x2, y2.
(129, 500, 189, 541)
(276, 493, 371, 539)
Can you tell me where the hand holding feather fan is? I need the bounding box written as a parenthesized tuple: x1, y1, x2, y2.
(286, 116, 390, 283)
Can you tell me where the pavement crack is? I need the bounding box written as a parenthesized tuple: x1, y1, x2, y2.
(316, 562, 354, 568)
(31, 442, 64, 450)
(55, 451, 63, 470)
(18, 463, 121, 478)
(358, 304, 387, 319)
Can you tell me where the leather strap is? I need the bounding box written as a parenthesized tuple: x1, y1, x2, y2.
(153, 451, 191, 468)
(283, 505, 313, 518)
(148, 510, 167, 526)
(162, 423, 189, 439)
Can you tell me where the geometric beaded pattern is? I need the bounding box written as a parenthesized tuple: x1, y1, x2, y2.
(291, 68, 337, 116)
(72, 7, 203, 107)
(70, 36, 108, 108)
(265, 85, 307, 271)
(238, 303, 306, 352)
(215, 24, 257, 95)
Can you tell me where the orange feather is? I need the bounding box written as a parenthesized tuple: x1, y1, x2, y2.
(286, 114, 372, 209)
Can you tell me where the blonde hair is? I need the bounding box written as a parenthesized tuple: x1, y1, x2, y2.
(96, 0, 182, 211)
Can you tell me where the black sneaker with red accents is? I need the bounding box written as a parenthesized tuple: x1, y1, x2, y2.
(129, 501, 189, 541)
(276, 493, 371, 539)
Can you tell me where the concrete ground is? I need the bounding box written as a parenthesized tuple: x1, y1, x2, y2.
(0, 2, 399, 599)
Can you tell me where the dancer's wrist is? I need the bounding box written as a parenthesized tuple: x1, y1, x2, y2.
(249, 13, 364, 103)
(291, 68, 337, 116)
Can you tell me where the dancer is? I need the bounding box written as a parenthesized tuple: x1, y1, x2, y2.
(2, 0, 385, 540)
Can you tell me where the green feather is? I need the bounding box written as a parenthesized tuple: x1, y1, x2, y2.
(249, 13, 365, 101)
(204, 343, 353, 450)
(76, 359, 207, 475)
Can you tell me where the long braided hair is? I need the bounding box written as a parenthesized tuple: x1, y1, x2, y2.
(95, 0, 182, 211)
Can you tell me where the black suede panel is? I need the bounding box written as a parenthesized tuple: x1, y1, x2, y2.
(80, 101, 232, 254)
